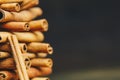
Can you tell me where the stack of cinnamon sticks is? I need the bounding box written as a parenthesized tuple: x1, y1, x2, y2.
(0, 0, 53, 80)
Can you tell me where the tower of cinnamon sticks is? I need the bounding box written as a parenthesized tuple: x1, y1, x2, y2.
(0, 0, 53, 80)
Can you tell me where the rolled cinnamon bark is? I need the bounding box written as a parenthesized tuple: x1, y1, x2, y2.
(22, 55, 31, 69)
(0, 3, 20, 12)
(39, 67, 52, 76)
(29, 19, 48, 31)
(8, 35, 29, 80)
(27, 67, 41, 78)
(22, 0, 33, 5)
(0, 43, 11, 52)
(31, 58, 53, 68)
(0, 7, 42, 22)
(27, 67, 52, 78)
(29, 7, 43, 19)
(0, 0, 23, 4)
(24, 52, 47, 59)
(0, 32, 11, 43)
(0, 9, 14, 22)
(0, 57, 30, 70)
(34, 31, 45, 42)
(0, 43, 27, 53)
(0, 71, 18, 80)
(21, 0, 39, 10)
(0, 52, 11, 59)
(2, 22, 30, 31)
(0, 58, 16, 69)
(27, 42, 53, 54)
(31, 77, 50, 80)
(19, 43, 27, 53)
(37, 53, 47, 58)
(23, 52, 36, 59)
(12, 7, 42, 22)
(13, 31, 44, 42)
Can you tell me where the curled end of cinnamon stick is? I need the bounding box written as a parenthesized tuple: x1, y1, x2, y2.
(19, 43, 27, 53)
(47, 45, 53, 54)
(23, 55, 31, 69)
(0, 73, 6, 80)
(0, 36, 3, 42)
(0, 10, 4, 22)
(24, 23, 30, 31)
(32, 77, 50, 80)
(47, 59, 53, 68)
(42, 19, 48, 31)
(15, 3, 21, 12)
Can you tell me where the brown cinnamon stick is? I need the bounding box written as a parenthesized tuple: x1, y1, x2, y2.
(0, 9, 14, 22)
(0, 7, 42, 22)
(0, 52, 11, 59)
(21, 0, 39, 10)
(8, 35, 29, 80)
(31, 77, 50, 80)
(34, 31, 45, 42)
(13, 31, 44, 42)
(23, 52, 36, 59)
(27, 67, 52, 78)
(2, 22, 30, 31)
(0, 71, 18, 80)
(39, 67, 52, 76)
(12, 7, 42, 22)
(0, 43, 27, 53)
(0, 0, 23, 4)
(27, 42, 53, 54)
(22, 55, 31, 69)
(37, 53, 47, 58)
(27, 67, 41, 78)
(0, 32, 11, 43)
(29, 19, 48, 31)
(19, 43, 27, 53)
(31, 58, 53, 68)
(0, 3, 20, 12)
(23, 52, 47, 59)
(0, 58, 16, 69)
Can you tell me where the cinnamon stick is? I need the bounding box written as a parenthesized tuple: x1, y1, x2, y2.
(0, 71, 18, 80)
(2, 22, 30, 31)
(31, 58, 53, 68)
(31, 77, 50, 80)
(0, 52, 11, 59)
(21, 0, 39, 10)
(27, 67, 52, 78)
(0, 58, 16, 69)
(27, 42, 53, 54)
(29, 19, 48, 31)
(23, 52, 36, 59)
(22, 55, 31, 69)
(0, 7, 42, 22)
(8, 35, 29, 80)
(0, 0, 23, 4)
(0, 9, 14, 22)
(0, 3, 20, 12)
(37, 53, 47, 58)
(39, 67, 52, 76)
(23, 52, 47, 59)
(34, 31, 45, 42)
(0, 32, 11, 43)
(13, 31, 44, 42)
(12, 7, 42, 22)
(19, 43, 27, 53)
(27, 67, 41, 78)
(0, 43, 27, 53)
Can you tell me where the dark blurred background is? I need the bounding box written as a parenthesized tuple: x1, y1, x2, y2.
(39, 0, 120, 80)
